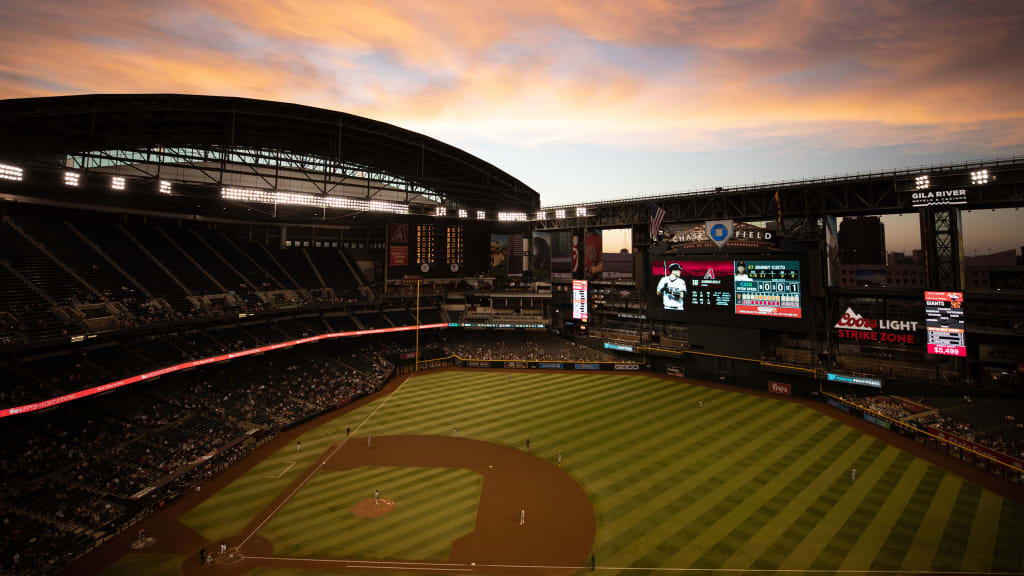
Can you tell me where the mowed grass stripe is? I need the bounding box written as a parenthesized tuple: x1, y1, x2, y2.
(615, 408, 829, 568)
(898, 473, 963, 571)
(592, 397, 794, 547)
(930, 480, 982, 571)
(868, 464, 945, 571)
(752, 438, 888, 569)
(796, 448, 912, 570)
(991, 498, 1024, 572)
(598, 403, 812, 564)
(678, 419, 850, 568)
(960, 489, 1003, 572)
(836, 457, 929, 570)
(657, 414, 843, 568)
(696, 425, 863, 570)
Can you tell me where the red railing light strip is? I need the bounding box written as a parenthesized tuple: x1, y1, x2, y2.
(0, 323, 449, 419)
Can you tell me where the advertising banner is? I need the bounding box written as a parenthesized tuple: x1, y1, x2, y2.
(928, 427, 1024, 469)
(388, 245, 408, 267)
(504, 361, 528, 369)
(827, 372, 882, 388)
(389, 223, 409, 243)
(863, 413, 892, 430)
(489, 234, 510, 276)
(537, 362, 564, 369)
(666, 364, 685, 378)
(768, 381, 792, 395)
(614, 363, 640, 371)
(532, 231, 552, 281)
(585, 230, 603, 278)
(834, 306, 921, 345)
(575, 363, 601, 370)
(827, 398, 851, 413)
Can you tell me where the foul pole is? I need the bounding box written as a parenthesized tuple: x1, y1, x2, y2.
(415, 279, 420, 371)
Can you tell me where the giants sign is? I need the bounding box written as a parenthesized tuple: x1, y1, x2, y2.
(834, 307, 920, 344)
(768, 381, 791, 396)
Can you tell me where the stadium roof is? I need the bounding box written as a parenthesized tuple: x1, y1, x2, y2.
(0, 93, 540, 211)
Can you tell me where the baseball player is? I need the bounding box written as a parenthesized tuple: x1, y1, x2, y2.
(374, 489, 379, 505)
(526, 438, 531, 449)
(520, 509, 526, 526)
(220, 539, 227, 555)
(297, 440, 302, 451)
(698, 400, 703, 408)
(557, 453, 562, 466)
(453, 428, 457, 438)
(851, 468, 856, 481)
(656, 263, 687, 310)
(368, 435, 373, 448)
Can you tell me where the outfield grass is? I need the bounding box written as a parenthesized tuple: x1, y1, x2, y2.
(181, 371, 1024, 575)
(99, 552, 183, 576)
(260, 466, 482, 560)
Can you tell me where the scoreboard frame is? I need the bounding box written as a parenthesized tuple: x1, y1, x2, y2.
(645, 252, 811, 330)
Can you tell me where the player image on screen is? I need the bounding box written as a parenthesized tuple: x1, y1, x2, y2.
(734, 261, 751, 281)
(656, 263, 688, 310)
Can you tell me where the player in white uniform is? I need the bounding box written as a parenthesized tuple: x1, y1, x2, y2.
(656, 263, 687, 310)
(851, 468, 856, 481)
(520, 509, 526, 526)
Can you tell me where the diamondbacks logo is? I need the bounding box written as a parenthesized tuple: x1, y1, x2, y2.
(704, 267, 716, 280)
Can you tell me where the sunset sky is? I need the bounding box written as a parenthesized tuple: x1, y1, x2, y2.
(1, 0, 1022, 252)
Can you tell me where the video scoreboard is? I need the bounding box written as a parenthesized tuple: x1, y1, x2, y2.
(734, 261, 802, 319)
(925, 291, 965, 356)
(651, 259, 803, 321)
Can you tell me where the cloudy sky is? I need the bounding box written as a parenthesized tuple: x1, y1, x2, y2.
(1, 0, 1022, 251)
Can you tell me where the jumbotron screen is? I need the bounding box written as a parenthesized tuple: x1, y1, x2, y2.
(649, 257, 804, 325)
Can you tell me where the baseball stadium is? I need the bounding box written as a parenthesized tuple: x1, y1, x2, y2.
(0, 94, 1023, 576)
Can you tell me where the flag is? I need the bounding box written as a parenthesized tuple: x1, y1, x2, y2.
(649, 204, 666, 242)
(769, 191, 782, 230)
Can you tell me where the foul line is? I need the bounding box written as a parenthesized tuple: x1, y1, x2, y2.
(238, 556, 1024, 576)
(264, 461, 296, 479)
(238, 375, 416, 549)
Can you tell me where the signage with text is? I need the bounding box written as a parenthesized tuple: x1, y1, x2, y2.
(925, 291, 965, 356)
(827, 372, 882, 388)
(768, 381, 792, 396)
(572, 280, 589, 321)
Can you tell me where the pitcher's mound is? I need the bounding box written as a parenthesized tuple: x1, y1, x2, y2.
(352, 498, 396, 518)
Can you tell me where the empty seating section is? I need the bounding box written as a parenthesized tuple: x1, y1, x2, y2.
(306, 249, 360, 294)
(356, 311, 387, 329)
(267, 246, 321, 290)
(73, 220, 194, 315)
(327, 315, 359, 332)
(169, 228, 260, 307)
(130, 335, 190, 366)
(229, 237, 295, 290)
(80, 345, 156, 379)
(195, 229, 280, 291)
(0, 222, 94, 305)
(13, 214, 138, 303)
(124, 224, 219, 295)
(0, 266, 72, 342)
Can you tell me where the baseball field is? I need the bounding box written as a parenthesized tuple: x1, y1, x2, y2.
(94, 370, 1024, 576)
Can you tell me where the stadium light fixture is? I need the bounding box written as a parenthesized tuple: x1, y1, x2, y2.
(220, 187, 409, 214)
(498, 212, 528, 222)
(435, 206, 447, 217)
(159, 180, 172, 194)
(477, 210, 486, 220)
(0, 163, 23, 181)
(915, 175, 930, 190)
(111, 176, 126, 190)
(458, 209, 468, 218)
(64, 171, 80, 187)
(555, 209, 566, 219)
(576, 207, 588, 217)
(971, 169, 989, 185)
(536, 211, 546, 220)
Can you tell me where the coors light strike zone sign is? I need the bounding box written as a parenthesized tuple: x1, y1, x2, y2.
(835, 307, 920, 344)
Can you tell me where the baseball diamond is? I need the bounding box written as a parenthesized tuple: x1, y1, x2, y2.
(71, 369, 1024, 576)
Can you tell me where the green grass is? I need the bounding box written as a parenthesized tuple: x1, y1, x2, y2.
(260, 466, 482, 560)
(100, 553, 183, 576)
(180, 371, 1024, 575)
